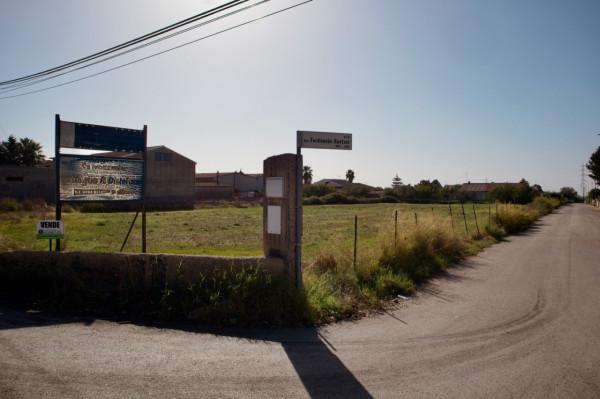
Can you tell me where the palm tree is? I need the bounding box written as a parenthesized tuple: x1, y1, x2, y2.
(346, 169, 355, 184)
(302, 165, 313, 185)
(0, 135, 21, 165)
(19, 137, 45, 166)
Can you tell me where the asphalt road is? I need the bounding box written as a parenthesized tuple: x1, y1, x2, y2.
(1, 204, 599, 398)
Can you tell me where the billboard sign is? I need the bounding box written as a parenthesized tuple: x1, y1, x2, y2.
(297, 131, 352, 150)
(59, 121, 144, 152)
(37, 220, 64, 239)
(59, 155, 143, 201)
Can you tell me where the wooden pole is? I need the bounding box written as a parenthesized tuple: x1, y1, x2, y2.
(414, 212, 418, 226)
(394, 209, 398, 246)
(120, 210, 140, 252)
(448, 202, 455, 233)
(472, 203, 481, 236)
(353, 215, 358, 269)
(461, 203, 469, 236)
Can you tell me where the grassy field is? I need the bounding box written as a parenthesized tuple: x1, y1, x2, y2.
(0, 203, 497, 263)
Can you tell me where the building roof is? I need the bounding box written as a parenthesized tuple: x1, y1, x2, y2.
(195, 171, 262, 179)
(95, 145, 195, 164)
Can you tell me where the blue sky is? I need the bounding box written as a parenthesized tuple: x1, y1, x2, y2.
(1, 0, 599, 192)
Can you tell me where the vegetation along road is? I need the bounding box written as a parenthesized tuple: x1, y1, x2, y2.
(1, 204, 598, 398)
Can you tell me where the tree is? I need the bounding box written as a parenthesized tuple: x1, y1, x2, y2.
(559, 187, 578, 202)
(346, 169, 355, 183)
(302, 165, 313, 185)
(0, 135, 45, 166)
(19, 137, 45, 166)
(587, 146, 600, 185)
(0, 135, 21, 165)
(391, 174, 402, 188)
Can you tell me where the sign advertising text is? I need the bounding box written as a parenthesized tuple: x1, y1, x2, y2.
(37, 220, 64, 239)
(59, 155, 143, 201)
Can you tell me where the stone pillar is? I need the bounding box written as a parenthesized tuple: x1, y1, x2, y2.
(263, 153, 302, 280)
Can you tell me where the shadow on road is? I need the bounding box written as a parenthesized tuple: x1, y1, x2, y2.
(0, 304, 373, 399)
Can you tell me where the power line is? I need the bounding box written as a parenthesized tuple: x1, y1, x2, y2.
(0, 0, 313, 100)
(0, 0, 249, 87)
(0, 0, 271, 94)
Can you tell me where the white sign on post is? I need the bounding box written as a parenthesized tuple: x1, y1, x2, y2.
(297, 131, 352, 150)
(266, 177, 284, 198)
(37, 220, 64, 239)
(267, 205, 282, 235)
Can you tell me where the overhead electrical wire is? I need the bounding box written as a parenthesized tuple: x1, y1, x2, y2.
(0, 0, 249, 87)
(0, 0, 271, 94)
(0, 0, 313, 100)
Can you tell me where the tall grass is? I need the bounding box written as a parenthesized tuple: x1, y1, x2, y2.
(303, 200, 560, 324)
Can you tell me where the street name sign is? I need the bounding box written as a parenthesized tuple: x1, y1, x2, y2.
(37, 220, 64, 239)
(297, 131, 352, 150)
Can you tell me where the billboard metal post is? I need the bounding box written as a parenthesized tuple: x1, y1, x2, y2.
(142, 125, 147, 253)
(55, 114, 62, 252)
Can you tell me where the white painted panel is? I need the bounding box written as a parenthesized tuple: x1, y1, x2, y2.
(267, 205, 281, 235)
(266, 177, 284, 198)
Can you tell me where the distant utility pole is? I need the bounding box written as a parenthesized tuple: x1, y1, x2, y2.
(581, 164, 585, 199)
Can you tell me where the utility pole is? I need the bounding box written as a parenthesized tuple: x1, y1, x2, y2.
(581, 164, 586, 201)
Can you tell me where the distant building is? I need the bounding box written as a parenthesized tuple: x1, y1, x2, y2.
(460, 182, 518, 202)
(0, 161, 55, 203)
(195, 171, 263, 201)
(99, 145, 196, 209)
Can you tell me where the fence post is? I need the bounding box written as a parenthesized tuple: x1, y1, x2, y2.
(448, 202, 455, 233)
(414, 212, 418, 226)
(394, 210, 398, 246)
(472, 203, 481, 236)
(353, 215, 358, 269)
(461, 203, 469, 236)
(488, 203, 492, 225)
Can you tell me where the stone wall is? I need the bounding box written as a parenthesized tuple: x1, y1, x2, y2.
(0, 251, 284, 299)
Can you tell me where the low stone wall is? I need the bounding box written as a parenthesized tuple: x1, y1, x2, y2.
(0, 251, 284, 310)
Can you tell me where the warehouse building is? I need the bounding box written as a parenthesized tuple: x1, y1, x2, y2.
(195, 171, 263, 201)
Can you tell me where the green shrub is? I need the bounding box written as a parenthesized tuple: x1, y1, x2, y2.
(485, 223, 505, 241)
(322, 192, 350, 204)
(161, 264, 310, 325)
(494, 206, 538, 234)
(0, 197, 20, 211)
(80, 203, 106, 213)
(303, 184, 335, 198)
(304, 269, 360, 322)
(530, 196, 560, 215)
(374, 269, 414, 297)
(379, 224, 466, 282)
(380, 195, 398, 203)
(307, 253, 337, 275)
(303, 196, 323, 205)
